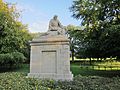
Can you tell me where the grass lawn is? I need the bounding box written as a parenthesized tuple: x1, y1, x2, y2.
(1, 62, 120, 77)
(71, 64, 120, 77)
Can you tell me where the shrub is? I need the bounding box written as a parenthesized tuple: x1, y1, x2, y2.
(0, 72, 120, 90)
(11, 52, 26, 64)
(0, 53, 13, 64)
(0, 52, 26, 68)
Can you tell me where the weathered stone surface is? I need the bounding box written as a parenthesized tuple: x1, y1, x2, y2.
(28, 35, 73, 80)
(48, 15, 65, 35)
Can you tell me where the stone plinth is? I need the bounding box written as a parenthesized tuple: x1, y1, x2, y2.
(28, 35, 73, 80)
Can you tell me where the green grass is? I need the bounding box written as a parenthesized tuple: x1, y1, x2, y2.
(1, 60, 120, 77)
(71, 64, 120, 77)
(70, 57, 117, 61)
(13, 64, 30, 72)
(1, 62, 120, 78)
(70, 61, 120, 77)
(95, 61, 120, 66)
(0, 64, 30, 73)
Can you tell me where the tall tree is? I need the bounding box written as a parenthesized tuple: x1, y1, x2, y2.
(0, 0, 32, 61)
(70, 0, 120, 60)
(66, 25, 84, 62)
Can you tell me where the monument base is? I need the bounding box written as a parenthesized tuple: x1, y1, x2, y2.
(28, 72, 73, 81)
(28, 35, 73, 81)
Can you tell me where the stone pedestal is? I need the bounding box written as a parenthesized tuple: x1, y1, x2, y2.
(28, 35, 73, 80)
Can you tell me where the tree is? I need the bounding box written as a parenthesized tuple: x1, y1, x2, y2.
(70, 0, 120, 60)
(66, 25, 84, 62)
(0, 0, 32, 63)
(66, 25, 77, 62)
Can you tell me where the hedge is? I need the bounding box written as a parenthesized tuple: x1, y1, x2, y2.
(0, 52, 26, 68)
(0, 72, 120, 90)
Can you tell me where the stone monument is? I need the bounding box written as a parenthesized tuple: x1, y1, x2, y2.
(28, 15, 73, 80)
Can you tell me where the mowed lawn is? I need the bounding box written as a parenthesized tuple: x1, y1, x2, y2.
(71, 64, 120, 77)
(1, 61, 120, 77)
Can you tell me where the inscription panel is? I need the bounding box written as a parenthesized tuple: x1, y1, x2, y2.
(41, 51, 57, 73)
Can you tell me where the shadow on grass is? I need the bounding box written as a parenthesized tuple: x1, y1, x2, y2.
(0, 64, 120, 78)
(71, 65, 120, 77)
(0, 64, 30, 73)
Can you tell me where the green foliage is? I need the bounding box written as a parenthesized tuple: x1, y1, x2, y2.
(100, 25, 120, 58)
(11, 52, 26, 63)
(66, 25, 83, 62)
(0, 72, 120, 90)
(70, 0, 120, 26)
(70, 0, 120, 60)
(0, 52, 26, 68)
(0, 53, 13, 64)
(0, 0, 32, 63)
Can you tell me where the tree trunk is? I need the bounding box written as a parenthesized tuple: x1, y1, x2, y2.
(90, 58, 92, 65)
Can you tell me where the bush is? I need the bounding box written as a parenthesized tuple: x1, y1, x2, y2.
(0, 53, 13, 64)
(11, 52, 26, 63)
(0, 52, 26, 68)
(0, 72, 120, 90)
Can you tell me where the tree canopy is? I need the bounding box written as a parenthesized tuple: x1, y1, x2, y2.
(0, 0, 32, 63)
(70, 0, 120, 60)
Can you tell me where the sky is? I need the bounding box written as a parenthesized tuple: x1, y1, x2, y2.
(4, 0, 81, 33)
